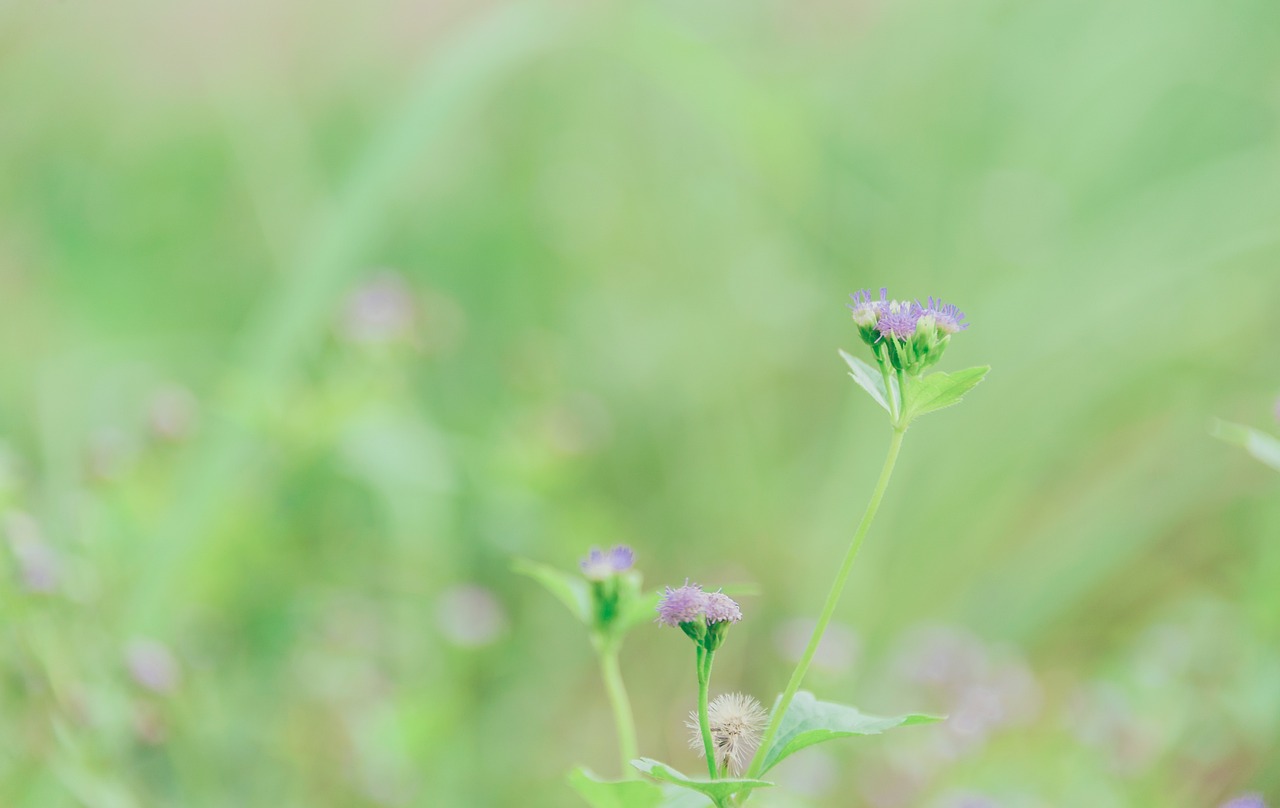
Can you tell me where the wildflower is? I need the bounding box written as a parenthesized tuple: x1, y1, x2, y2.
(918, 297, 968, 334)
(580, 545, 634, 581)
(686, 692, 768, 775)
(848, 288, 888, 345)
(658, 584, 743, 650)
(875, 300, 920, 341)
(657, 582, 707, 627)
(1219, 795, 1266, 808)
(703, 591, 743, 624)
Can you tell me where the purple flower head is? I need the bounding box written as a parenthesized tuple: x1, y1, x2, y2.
(580, 545, 635, 581)
(703, 591, 742, 623)
(876, 300, 921, 340)
(847, 288, 888, 327)
(918, 297, 969, 334)
(1219, 795, 1266, 808)
(657, 582, 707, 627)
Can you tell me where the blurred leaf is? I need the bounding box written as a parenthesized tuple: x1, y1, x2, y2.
(631, 759, 772, 803)
(759, 692, 940, 774)
(902, 366, 990, 424)
(838, 349, 892, 414)
(618, 588, 661, 632)
(513, 558, 591, 624)
(1212, 420, 1280, 471)
(568, 768, 664, 808)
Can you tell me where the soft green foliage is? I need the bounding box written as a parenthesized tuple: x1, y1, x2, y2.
(570, 769, 714, 808)
(514, 558, 593, 624)
(2, 0, 1280, 805)
(758, 692, 940, 774)
(1213, 421, 1280, 471)
(569, 768, 665, 808)
(901, 366, 992, 425)
(631, 759, 773, 803)
(839, 349, 894, 414)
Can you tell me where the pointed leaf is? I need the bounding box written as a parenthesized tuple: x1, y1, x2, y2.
(631, 759, 773, 802)
(1212, 420, 1280, 471)
(838, 349, 892, 413)
(568, 768, 665, 808)
(513, 558, 591, 624)
(902, 366, 989, 423)
(760, 692, 940, 774)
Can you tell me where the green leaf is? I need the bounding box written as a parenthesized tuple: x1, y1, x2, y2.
(618, 588, 661, 632)
(759, 692, 940, 774)
(568, 768, 665, 808)
(902, 366, 989, 424)
(838, 349, 893, 413)
(1212, 420, 1280, 471)
(631, 759, 773, 803)
(513, 558, 591, 624)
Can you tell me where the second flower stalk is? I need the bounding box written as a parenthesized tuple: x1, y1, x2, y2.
(657, 583, 762, 781)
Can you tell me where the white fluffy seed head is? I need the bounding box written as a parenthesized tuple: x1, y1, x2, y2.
(686, 692, 769, 775)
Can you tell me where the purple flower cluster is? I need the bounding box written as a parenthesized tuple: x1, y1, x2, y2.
(847, 289, 969, 339)
(580, 545, 635, 580)
(657, 583, 743, 627)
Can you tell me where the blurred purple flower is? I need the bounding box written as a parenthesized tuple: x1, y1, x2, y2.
(580, 545, 634, 580)
(126, 639, 180, 694)
(1220, 795, 1266, 808)
(339, 272, 419, 346)
(6, 512, 60, 594)
(657, 583, 707, 627)
(918, 297, 969, 334)
(148, 385, 199, 442)
(876, 301, 921, 340)
(703, 591, 743, 624)
(436, 585, 507, 648)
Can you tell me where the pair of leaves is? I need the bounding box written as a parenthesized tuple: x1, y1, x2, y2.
(568, 765, 763, 808)
(839, 350, 989, 427)
(512, 558, 659, 632)
(570, 696, 936, 807)
(758, 691, 939, 774)
(1212, 420, 1280, 471)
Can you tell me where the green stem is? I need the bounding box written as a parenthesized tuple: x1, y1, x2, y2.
(597, 645, 639, 779)
(696, 646, 718, 780)
(744, 427, 908, 781)
(876, 343, 899, 422)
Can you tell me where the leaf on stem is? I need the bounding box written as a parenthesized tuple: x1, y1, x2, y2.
(1212, 420, 1280, 471)
(901, 366, 989, 424)
(631, 759, 773, 802)
(512, 558, 591, 624)
(758, 692, 940, 774)
(568, 767, 665, 808)
(614, 588, 659, 632)
(838, 349, 893, 414)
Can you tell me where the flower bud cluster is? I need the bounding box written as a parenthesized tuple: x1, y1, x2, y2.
(580, 545, 640, 638)
(848, 289, 969, 376)
(657, 583, 743, 651)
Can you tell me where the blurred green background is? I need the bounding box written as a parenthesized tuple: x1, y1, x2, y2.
(3, 0, 1280, 805)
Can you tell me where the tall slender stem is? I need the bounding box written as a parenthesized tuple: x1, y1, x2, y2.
(696, 646, 718, 780)
(597, 645, 638, 779)
(744, 428, 908, 780)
